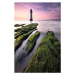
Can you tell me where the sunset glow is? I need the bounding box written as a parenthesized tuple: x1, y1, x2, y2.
(14, 2, 61, 21)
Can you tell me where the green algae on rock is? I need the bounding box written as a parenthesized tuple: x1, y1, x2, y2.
(14, 30, 34, 52)
(25, 31, 61, 72)
(26, 31, 40, 55)
(14, 23, 38, 39)
(14, 23, 38, 32)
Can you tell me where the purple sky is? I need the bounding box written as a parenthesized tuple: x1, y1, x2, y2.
(14, 2, 61, 21)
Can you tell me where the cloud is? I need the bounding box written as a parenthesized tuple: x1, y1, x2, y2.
(15, 2, 61, 12)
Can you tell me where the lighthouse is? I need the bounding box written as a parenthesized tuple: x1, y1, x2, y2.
(30, 9, 33, 21)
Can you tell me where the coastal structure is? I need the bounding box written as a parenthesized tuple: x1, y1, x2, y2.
(30, 9, 33, 21)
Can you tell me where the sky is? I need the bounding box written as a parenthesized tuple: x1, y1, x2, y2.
(14, 2, 61, 21)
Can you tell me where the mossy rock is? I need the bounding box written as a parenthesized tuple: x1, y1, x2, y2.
(14, 23, 38, 32)
(25, 44, 60, 72)
(14, 30, 34, 52)
(25, 31, 61, 72)
(14, 23, 38, 39)
(14, 24, 20, 27)
(26, 31, 40, 55)
(14, 24, 25, 27)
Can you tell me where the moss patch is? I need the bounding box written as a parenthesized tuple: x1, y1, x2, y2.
(26, 31, 40, 55)
(25, 31, 61, 72)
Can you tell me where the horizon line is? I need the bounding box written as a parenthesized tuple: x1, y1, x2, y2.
(15, 19, 61, 21)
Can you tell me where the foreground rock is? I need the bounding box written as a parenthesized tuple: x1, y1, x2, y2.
(25, 31, 61, 72)
(26, 31, 40, 55)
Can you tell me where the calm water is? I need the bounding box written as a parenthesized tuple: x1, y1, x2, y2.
(14, 20, 61, 72)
